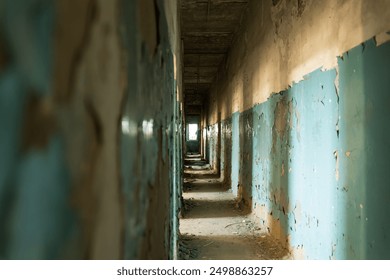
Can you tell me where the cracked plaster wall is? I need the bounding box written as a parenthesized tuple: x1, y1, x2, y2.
(206, 0, 390, 259)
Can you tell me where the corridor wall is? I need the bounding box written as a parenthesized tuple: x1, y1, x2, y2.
(207, 0, 390, 259)
(0, 0, 182, 259)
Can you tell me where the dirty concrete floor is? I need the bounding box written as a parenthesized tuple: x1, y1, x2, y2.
(179, 155, 289, 260)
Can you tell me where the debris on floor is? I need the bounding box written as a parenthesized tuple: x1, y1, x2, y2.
(179, 154, 290, 260)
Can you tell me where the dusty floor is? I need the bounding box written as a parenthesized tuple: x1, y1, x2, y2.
(179, 155, 290, 260)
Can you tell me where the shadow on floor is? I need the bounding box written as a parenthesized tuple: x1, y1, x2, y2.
(182, 198, 250, 219)
(179, 234, 289, 260)
(183, 182, 227, 193)
(184, 172, 221, 180)
(180, 154, 288, 260)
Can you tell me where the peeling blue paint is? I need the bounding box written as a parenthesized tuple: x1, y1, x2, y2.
(209, 38, 390, 259)
(120, 0, 182, 259)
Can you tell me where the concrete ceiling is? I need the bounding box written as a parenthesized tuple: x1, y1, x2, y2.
(181, 0, 249, 107)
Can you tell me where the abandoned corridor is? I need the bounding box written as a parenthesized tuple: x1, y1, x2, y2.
(0, 0, 390, 260)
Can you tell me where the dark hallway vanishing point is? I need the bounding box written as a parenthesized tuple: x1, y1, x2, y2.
(1, 0, 390, 260)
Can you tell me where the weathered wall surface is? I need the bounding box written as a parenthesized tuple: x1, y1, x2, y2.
(230, 112, 240, 196)
(120, 0, 183, 260)
(0, 0, 182, 259)
(206, 124, 218, 172)
(207, 0, 390, 259)
(220, 118, 231, 187)
(208, 0, 390, 123)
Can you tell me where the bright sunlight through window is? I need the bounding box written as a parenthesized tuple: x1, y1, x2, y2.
(188, 124, 198, 140)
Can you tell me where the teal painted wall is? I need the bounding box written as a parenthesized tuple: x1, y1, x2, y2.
(208, 38, 390, 259)
(0, 0, 76, 259)
(338, 39, 390, 259)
